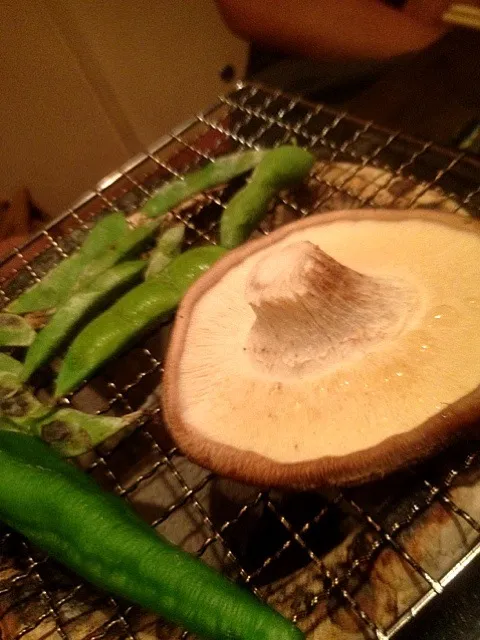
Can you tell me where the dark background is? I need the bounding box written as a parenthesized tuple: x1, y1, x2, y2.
(247, 28, 480, 152)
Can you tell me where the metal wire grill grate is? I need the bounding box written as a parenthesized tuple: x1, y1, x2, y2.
(1, 81, 480, 640)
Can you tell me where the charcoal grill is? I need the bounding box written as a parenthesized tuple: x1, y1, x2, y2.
(1, 82, 480, 640)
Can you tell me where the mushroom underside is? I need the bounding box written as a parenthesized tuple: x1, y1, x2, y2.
(162, 210, 480, 487)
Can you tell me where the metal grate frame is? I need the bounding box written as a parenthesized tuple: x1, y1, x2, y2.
(0, 82, 480, 640)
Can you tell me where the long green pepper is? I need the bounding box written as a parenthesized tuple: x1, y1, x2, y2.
(55, 246, 227, 396)
(0, 431, 303, 640)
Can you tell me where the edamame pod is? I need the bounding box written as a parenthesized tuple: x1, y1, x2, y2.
(7, 150, 265, 315)
(55, 246, 227, 396)
(30, 407, 143, 458)
(220, 146, 315, 249)
(0, 313, 35, 347)
(22, 260, 146, 380)
(0, 353, 23, 377)
(7, 212, 129, 314)
(77, 219, 162, 285)
(142, 149, 267, 217)
(0, 355, 142, 456)
(0, 369, 50, 427)
(145, 224, 185, 279)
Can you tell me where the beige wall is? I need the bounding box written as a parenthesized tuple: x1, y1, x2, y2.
(2, 0, 247, 215)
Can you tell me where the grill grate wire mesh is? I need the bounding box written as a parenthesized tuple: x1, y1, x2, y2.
(0, 82, 480, 640)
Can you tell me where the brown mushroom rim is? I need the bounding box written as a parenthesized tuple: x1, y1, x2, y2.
(163, 210, 480, 486)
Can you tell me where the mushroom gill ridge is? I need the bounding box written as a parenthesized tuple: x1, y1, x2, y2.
(246, 241, 420, 378)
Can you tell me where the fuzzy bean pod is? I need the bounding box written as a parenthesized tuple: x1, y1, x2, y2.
(7, 212, 129, 314)
(22, 260, 146, 380)
(55, 246, 227, 396)
(145, 224, 185, 279)
(220, 146, 315, 249)
(142, 149, 267, 217)
(0, 313, 35, 347)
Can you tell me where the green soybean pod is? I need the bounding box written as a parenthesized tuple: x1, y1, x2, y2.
(0, 354, 143, 456)
(0, 371, 51, 427)
(0, 355, 49, 430)
(0, 353, 23, 377)
(142, 149, 267, 217)
(30, 407, 143, 458)
(145, 224, 185, 279)
(7, 212, 129, 314)
(22, 260, 146, 381)
(0, 401, 142, 458)
(76, 219, 161, 286)
(0, 313, 35, 347)
(220, 145, 315, 249)
(55, 246, 227, 397)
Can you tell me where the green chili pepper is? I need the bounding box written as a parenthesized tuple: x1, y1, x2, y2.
(22, 260, 146, 381)
(0, 313, 35, 347)
(220, 146, 315, 249)
(7, 212, 129, 314)
(145, 224, 185, 279)
(55, 246, 226, 397)
(0, 430, 302, 640)
(142, 149, 267, 218)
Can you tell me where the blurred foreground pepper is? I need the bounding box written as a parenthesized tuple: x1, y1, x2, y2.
(0, 430, 303, 640)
